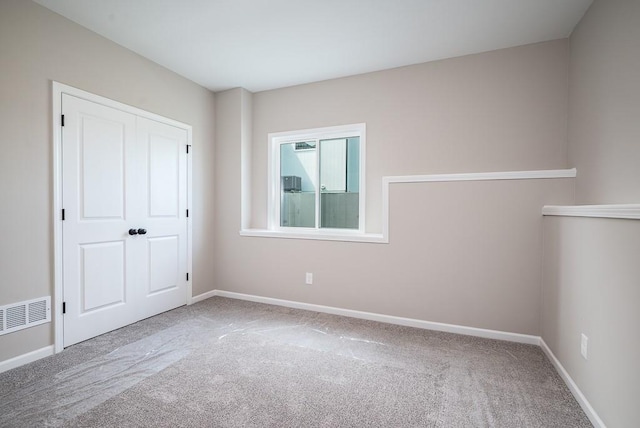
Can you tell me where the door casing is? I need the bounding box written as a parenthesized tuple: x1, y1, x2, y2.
(52, 81, 193, 353)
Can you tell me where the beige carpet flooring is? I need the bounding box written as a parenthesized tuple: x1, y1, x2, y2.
(0, 297, 592, 427)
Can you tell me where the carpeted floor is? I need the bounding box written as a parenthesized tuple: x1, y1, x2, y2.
(0, 297, 591, 427)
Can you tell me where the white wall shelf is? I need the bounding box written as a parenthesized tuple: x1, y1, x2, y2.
(542, 204, 640, 220)
(242, 168, 577, 243)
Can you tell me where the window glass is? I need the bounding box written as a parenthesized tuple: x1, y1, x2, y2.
(271, 124, 364, 232)
(320, 137, 359, 229)
(280, 141, 316, 227)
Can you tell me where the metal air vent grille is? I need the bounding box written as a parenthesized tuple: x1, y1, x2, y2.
(0, 297, 51, 336)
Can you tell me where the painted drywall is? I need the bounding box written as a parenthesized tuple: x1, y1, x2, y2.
(568, 0, 640, 204)
(542, 217, 640, 428)
(251, 39, 570, 232)
(541, 1, 640, 426)
(0, 0, 216, 362)
(214, 89, 244, 239)
(215, 40, 574, 336)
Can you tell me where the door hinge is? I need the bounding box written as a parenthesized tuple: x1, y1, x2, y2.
(61, 115, 65, 127)
(186, 145, 191, 154)
(186, 209, 189, 218)
(186, 273, 189, 281)
(62, 302, 66, 314)
(61, 208, 65, 221)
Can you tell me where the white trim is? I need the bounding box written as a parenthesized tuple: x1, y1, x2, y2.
(357, 127, 366, 231)
(540, 339, 607, 428)
(267, 123, 367, 143)
(186, 130, 194, 304)
(212, 290, 540, 345)
(52, 82, 64, 354)
(239, 229, 386, 243)
(52, 81, 193, 353)
(190, 290, 218, 304)
(53, 82, 192, 129)
(383, 168, 576, 184)
(380, 168, 576, 241)
(244, 168, 577, 243)
(0, 345, 55, 374)
(542, 204, 640, 220)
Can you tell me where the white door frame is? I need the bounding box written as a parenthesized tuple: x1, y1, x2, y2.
(52, 81, 194, 353)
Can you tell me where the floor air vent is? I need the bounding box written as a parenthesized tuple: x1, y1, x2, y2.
(0, 297, 50, 336)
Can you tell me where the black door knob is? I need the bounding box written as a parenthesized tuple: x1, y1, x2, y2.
(128, 229, 138, 235)
(137, 228, 147, 235)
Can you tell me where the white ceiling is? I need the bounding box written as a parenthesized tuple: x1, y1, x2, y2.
(34, 0, 593, 93)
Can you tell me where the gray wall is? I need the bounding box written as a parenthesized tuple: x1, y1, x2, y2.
(541, 1, 640, 426)
(567, 0, 640, 204)
(9, 9, 636, 426)
(251, 40, 570, 232)
(542, 217, 640, 428)
(215, 40, 574, 336)
(0, 0, 216, 362)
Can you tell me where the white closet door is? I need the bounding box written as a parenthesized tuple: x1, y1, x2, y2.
(62, 95, 189, 347)
(135, 117, 188, 319)
(62, 94, 139, 346)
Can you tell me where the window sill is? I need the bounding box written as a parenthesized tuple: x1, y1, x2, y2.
(542, 204, 640, 220)
(239, 229, 387, 243)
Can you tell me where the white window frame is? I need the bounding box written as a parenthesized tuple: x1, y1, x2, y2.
(268, 123, 366, 235)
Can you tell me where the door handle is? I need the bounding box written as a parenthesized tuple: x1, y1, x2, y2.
(128, 229, 138, 236)
(137, 228, 147, 235)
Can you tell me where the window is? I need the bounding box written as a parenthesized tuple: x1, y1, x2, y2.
(268, 124, 365, 233)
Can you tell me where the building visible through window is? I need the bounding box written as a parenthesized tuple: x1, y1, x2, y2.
(269, 124, 365, 232)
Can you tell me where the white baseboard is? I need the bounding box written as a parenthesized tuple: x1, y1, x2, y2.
(540, 338, 606, 428)
(0, 345, 55, 374)
(212, 290, 540, 345)
(190, 289, 217, 304)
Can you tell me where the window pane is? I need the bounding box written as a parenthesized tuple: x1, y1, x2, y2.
(319, 137, 359, 229)
(280, 142, 316, 227)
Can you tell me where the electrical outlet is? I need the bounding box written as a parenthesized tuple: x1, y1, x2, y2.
(305, 272, 313, 285)
(581, 333, 588, 360)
